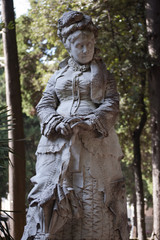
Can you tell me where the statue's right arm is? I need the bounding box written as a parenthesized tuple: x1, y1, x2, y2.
(36, 73, 63, 137)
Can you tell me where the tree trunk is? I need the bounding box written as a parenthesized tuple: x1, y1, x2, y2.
(145, 1, 160, 239)
(132, 76, 147, 240)
(1, 0, 26, 239)
(149, 66, 160, 240)
(133, 134, 146, 240)
(133, 190, 137, 238)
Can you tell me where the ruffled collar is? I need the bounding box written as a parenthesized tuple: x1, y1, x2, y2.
(68, 58, 90, 72)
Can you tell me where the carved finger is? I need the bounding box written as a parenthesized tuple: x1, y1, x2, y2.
(55, 124, 61, 132)
(72, 120, 93, 130)
(67, 117, 82, 123)
(63, 124, 73, 135)
(61, 128, 68, 136)
(64, 123, 72, 132)
(70, 121, 84, 129)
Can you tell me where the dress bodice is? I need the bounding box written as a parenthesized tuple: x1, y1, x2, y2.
(55, 67, 96, 117)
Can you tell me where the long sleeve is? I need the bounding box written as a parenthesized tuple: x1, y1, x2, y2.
(90, 68, 119, 137)
(36, 73, 63, 137)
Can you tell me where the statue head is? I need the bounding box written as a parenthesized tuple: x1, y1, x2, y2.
(57, 11, 97, 64)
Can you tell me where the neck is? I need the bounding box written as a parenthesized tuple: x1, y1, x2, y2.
(68, 57, 90, 72)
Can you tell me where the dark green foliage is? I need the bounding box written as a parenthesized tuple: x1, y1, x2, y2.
(16, 15, 49, 115)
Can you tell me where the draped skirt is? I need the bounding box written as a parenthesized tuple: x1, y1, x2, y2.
(22, 130, 129, 240)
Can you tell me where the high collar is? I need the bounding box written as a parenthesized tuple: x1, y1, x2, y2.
(68, 58, 90, 72)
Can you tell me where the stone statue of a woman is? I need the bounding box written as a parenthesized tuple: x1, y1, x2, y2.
(22, 11, 129, 240)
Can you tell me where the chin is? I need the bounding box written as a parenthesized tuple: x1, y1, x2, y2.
(79, 58, 93, 65)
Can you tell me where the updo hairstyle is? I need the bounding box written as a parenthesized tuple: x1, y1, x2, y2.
(57, 11, 97, 51)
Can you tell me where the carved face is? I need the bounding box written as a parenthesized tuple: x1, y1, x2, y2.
(70, 31, 95, 64)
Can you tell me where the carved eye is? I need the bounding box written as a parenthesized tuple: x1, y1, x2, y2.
(76, 43, 83, 49)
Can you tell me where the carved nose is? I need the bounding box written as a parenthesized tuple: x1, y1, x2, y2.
(82, 46, 87, 53)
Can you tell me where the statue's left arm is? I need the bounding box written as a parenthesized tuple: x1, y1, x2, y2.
(82, 69, 119, 137)
(92, 71, 119, 136)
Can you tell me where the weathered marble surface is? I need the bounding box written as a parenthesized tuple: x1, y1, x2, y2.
(22, 11, 129, 240)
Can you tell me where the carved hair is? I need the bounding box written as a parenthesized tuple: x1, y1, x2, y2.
(57, 11, 97, 45)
